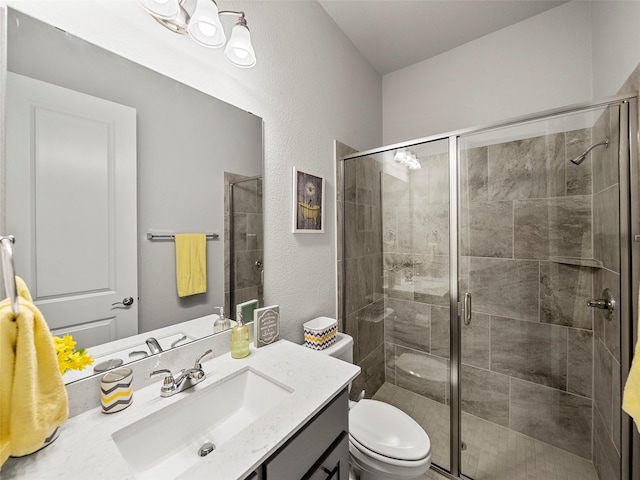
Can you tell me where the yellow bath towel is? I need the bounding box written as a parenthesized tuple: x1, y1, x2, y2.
(623, 289, 640, 431)
(0, 298, 68, 466)
(175, 233, 207, 297)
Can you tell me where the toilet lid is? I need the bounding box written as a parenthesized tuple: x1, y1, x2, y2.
(349, 399, 431, 461)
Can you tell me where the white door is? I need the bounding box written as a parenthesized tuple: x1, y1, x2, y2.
(6, 72, 138, 348)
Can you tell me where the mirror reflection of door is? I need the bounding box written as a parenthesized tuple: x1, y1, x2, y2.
(6, 72, 138, 348)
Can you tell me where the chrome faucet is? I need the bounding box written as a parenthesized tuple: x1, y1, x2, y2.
(146, 337, 163, 354)
(150, 349, 213, 397)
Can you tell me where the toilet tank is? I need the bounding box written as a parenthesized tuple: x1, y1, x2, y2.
(318, 332, 353, 364)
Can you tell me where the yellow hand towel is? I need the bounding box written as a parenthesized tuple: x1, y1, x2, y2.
(15, 276, 33, 303)
(623, 289, 640, 431)
(175, 233, 207, 297)
(0, 298, 68, 466)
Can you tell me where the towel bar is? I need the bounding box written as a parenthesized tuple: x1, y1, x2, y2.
(147, 233, 219, 241)
(0, 235, 19, 316)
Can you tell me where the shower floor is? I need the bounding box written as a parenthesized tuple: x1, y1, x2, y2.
(373, 383, 598, 480)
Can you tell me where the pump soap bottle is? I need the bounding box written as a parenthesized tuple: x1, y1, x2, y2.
(213, 306, 230, 333)
(230, 312, 250, 359)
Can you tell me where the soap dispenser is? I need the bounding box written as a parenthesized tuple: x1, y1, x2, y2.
(213, 306, 230, 333)
(230, 312, 250, 359)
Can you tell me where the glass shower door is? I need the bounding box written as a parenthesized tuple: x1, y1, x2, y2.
(457, 103, 621, 480)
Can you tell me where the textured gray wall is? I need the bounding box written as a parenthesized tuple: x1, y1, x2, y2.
(5, 10, 263, 333)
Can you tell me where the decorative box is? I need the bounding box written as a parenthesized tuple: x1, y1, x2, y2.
(303, 317, 337, 350)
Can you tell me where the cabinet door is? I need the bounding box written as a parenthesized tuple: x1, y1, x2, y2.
(264, 390, 348, 479)
(303, 432, 349, 480)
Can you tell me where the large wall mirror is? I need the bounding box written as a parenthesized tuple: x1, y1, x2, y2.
(2, 8, 264, 382)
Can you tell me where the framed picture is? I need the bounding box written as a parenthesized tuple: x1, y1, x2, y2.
(292, 167, 325, 233)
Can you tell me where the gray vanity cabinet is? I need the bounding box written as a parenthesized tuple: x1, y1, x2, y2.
(257, 388, 349, 479)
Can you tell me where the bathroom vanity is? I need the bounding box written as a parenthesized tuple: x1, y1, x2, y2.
(2, 340, 359, 479)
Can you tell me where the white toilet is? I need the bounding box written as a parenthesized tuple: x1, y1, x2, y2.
(318, 332, 432, 480)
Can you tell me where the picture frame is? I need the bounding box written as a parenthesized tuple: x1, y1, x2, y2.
(292, 167, 325, 233)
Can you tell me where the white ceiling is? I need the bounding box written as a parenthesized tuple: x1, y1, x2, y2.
(318, 0, 568, 75)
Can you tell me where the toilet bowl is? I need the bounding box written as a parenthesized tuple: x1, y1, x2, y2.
(315, 330, 432, 480)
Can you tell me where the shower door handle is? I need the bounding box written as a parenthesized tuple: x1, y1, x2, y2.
(463, 292, 472, 326)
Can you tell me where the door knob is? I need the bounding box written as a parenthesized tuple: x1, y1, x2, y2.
(587, 288, 615, 320)
(112, 296, 134, 307)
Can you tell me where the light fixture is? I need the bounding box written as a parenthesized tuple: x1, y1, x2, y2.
(394, 149, 421, 170)
(137, 0, 256, 68)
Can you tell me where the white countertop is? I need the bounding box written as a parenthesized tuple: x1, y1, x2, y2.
(2, 340, 360, 480)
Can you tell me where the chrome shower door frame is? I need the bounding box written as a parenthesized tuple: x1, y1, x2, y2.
(341, 91, 639, 480)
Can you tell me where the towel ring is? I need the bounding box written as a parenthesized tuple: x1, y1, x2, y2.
(0, 235, 19, 316)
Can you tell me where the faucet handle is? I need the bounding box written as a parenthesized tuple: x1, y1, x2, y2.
(194, 349, 213, 369)
(150, 369, 175, 391)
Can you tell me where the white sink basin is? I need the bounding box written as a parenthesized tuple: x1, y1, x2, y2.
(112, 367, 293, 479)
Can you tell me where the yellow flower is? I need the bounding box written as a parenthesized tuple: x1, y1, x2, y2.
(53, 334, 93, 374)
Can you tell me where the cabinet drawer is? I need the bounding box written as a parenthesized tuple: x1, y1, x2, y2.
(264, 389, 348, 479)
(303, 432, 349, 480)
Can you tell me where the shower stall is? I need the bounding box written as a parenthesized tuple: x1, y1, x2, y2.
(338, 93, 639, 480)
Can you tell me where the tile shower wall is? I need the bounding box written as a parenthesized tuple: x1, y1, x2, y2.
(382, 131, 601, 461)
(337, 142, 386, 399)
(224, 173, 264, 318)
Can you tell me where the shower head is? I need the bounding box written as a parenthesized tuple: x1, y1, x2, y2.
(570, 138, 609, 165)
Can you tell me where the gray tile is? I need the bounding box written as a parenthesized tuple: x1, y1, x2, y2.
(594, 337, 613, 439)
(594, 268, 621, 362)
(491, 315, 567, 389)
(355, 300, 386, 363)
(613, 361, 621, 453)
(231, 177, 258, 214)
(468, 201, 513, 258)
(567, 328, 593, 398)
(410, 152, 449, 206)
(235, 249, 262, 289)
(594, 183, 620, 273)
(461, 364, 509, 427)
(395, 346, 448, 404)
(487, 135, 551, 201)
(345, 256, 373, 316)
(367, 205, 383, 255)
(246, 213, 262, 251)
(594, 405, 621, 480)
(514, 196, 592, 260)
(592, 105, 620, 195)
(546, 132, 566, 198)
(460, 146, 488, 202)
(345, 201, 366, 259)
(430, 306, 449, 359)
(384, 253, 414, 301)
(383, 171, 410, 208)
(351, 343, 385, 400)
(414, 254, 450, 307)
(385, 297, 430, 353)
(510, 378, 592, 459)
(344, 158, 356, 203)
(469, 258, 539, 321)
(566, 128, 593, 195)
(397, 206, 413, 254)
(382, 208, 399, 254)
(233, 213, 248, 252)
(411, 203, 449, 256)
(385, 342, 396, 384)
(540, 261, 593, 329)
(461, 312, 490, 370)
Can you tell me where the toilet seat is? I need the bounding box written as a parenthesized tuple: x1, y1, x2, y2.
(349, 399, 431, 463)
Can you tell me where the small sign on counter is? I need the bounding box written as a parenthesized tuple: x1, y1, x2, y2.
(254, 305, 280, 348)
